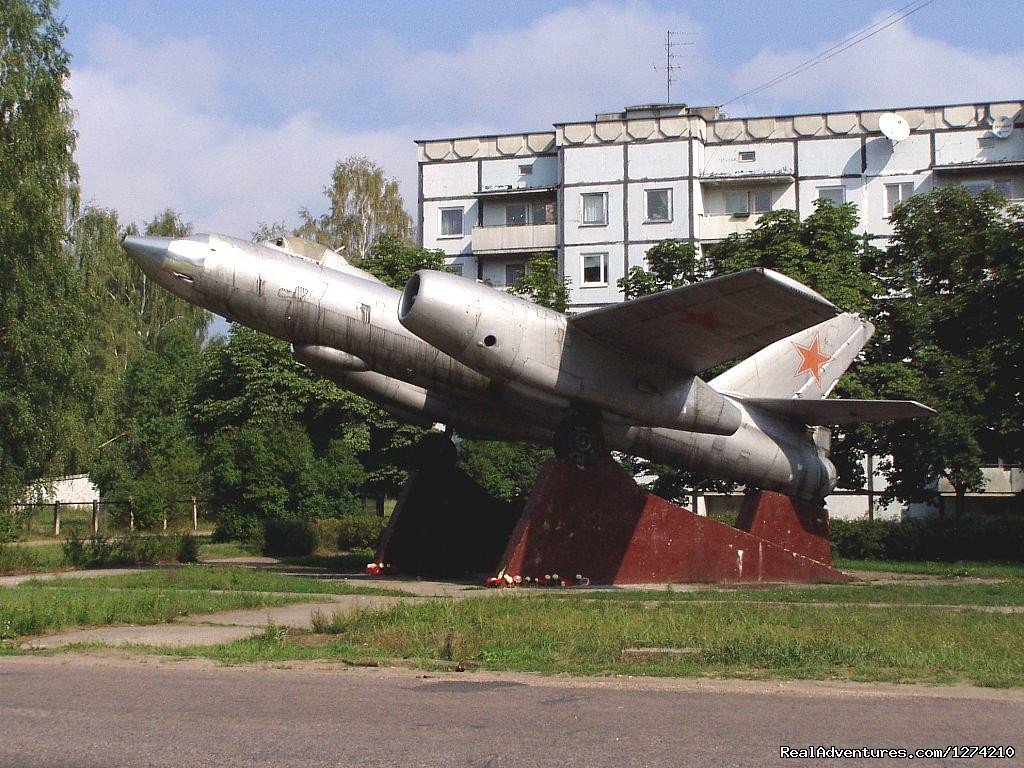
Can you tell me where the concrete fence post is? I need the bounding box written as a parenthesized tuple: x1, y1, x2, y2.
(92, 500, 99, 534)
(53, 501, 61, 538)
(191, 497, 198, 531)
(128, 498, 134, 531)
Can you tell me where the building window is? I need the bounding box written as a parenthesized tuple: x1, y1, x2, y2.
(738, 150, 756, 162)
(505, 203, 527, 226)
(725, 190, 749, 215)
(817, 186, 846, 206)
(502, 200, 555, 226)
(964, 180, 1014, 198)
(725, 189, 772, 216)
(505, 263, 526, 287)
(440, 207, 464, 236)
(884, 182, 915, 215)
(645, 189, 672, 222)
(446, 262, 464, 277)
(581, 193, 607, 225)
(518, 164, 534, 175)
(581, 252, 608, 286)
(531, 201, 555, 225)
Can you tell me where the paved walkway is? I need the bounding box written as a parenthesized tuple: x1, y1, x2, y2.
(20, 595, 410, 650)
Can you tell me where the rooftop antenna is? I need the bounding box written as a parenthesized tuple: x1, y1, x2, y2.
(653, 30, 693, 104)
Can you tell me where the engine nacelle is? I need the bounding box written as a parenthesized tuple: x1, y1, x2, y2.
(292, 344, 370, 373)
(399, 270, 742, 436)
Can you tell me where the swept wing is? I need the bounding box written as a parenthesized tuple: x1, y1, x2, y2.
(567, 269, 839, 374)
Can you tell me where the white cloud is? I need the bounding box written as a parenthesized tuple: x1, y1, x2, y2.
(70, 63, 419, 236)
(727, 14, 1024, 117)
(382, 2, 707, 128)
(69, 2, 709, 237)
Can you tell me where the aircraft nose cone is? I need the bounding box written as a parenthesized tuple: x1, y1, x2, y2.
(122, 235, 173, 276)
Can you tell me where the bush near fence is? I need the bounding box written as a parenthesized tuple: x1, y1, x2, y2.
(830, 516, 1024, 562)
(62, 532, 200, 568)
(263, 514, 387, 557)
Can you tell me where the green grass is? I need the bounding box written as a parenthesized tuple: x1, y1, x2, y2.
(0, 583, 302, 640)
(539, 581, 1024, 606)
(199, 541, 263, 560)
(835, 558, 1024, 578)
(28, 565, 412, 597)
(173, 595, 1024, 687)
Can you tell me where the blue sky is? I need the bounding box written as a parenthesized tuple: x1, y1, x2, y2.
(59, 0, 1024, 236)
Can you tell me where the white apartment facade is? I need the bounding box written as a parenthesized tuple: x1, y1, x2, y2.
(417, 100, 1024, 311)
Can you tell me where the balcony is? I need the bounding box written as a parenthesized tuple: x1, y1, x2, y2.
(472, 223, 557, 254)
(697, 213, 770, 241)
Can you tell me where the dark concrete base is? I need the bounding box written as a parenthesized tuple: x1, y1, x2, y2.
(492, 457, 848, 584)
(372, 461, 522, 578)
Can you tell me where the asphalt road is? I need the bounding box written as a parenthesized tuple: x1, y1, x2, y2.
(2, 655, 1022, 768)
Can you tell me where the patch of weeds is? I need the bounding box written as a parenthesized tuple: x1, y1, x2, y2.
(0, 544, 41, 576)
(62, 532, 198, 568)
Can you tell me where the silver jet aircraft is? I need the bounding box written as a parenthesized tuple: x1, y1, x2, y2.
(122, 233, 932, 502)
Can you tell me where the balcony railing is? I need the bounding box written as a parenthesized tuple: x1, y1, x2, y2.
(472, 223, 557, 253)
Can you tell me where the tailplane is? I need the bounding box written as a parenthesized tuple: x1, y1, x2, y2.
(711, 313, 934, 425)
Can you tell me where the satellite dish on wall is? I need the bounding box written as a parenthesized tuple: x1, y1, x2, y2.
(992, 115, 1014, 139)
(879, 112, 911, 143)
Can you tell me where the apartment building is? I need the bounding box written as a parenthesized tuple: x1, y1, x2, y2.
(417, 100, 1024, 311)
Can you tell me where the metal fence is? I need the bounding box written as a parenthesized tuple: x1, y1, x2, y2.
(10, 498, 217, 540)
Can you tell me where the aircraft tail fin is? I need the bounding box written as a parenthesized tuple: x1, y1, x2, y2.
(710, 313, 872, 400)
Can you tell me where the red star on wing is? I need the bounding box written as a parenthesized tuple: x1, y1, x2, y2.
(792, 334, 831, 386)
(675, 307, 722, 331)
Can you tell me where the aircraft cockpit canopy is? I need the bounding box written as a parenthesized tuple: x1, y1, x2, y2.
(260, 235, 350, 268)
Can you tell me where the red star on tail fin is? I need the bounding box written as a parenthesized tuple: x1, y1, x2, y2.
(792, 334, 831, 386)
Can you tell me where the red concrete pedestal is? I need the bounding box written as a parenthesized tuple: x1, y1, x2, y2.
(493, 457, 848, 584)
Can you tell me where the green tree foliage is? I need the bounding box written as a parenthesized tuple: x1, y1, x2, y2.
(511, 252, 571, 312)
(360, 233, 446, 289)
(297, 156, 410, 262)
(708, 202, 880, 313)
(458, 440, 551, 503)
(862, 186, 1024, 513)
(79, 209, 209, 528)
(618, 239, 703, 299)
(0, 1, 90, 514)
(191, 326, 368, 542)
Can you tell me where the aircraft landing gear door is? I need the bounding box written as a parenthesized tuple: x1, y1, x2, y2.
(279, 280, 327, 339)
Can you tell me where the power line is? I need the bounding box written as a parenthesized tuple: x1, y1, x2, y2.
(719, 0, 937, 109)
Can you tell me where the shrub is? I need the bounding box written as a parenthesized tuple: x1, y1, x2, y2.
(313, 517, 344, 553)
(62, 532, 199, 568)
(334, 513, 386, 551)
(0, 544, 40, 575)
(262, 518, 318, 557)
(830, 516, 1024, 562)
